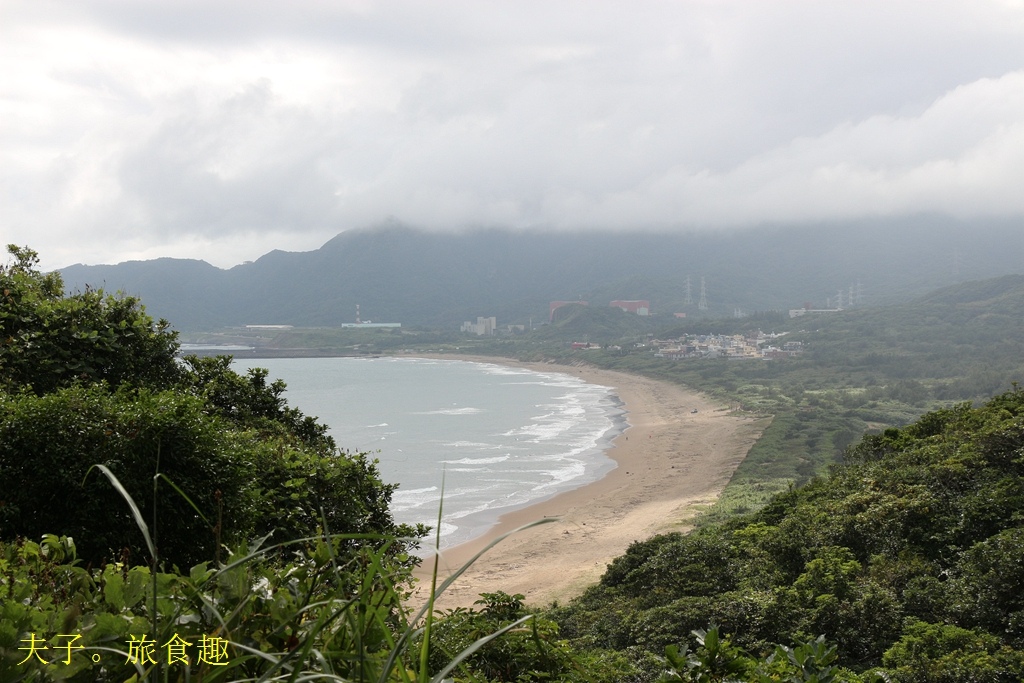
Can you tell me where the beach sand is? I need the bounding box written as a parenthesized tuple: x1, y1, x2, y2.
(410, 355, 766, 610)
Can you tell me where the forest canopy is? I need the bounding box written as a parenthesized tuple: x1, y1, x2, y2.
(549, 389, 1024, 679)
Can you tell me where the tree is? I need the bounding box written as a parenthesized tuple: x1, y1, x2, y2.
(0, 245, 180, 394)
(178, 354, 334, 451)
(0, 245, 423, 568)
(0, 385, 247, 567)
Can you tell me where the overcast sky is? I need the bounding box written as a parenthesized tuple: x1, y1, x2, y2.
(3, 1, 1024, 269)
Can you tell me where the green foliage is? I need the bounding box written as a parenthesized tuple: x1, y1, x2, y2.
(550, 390, 1024, 677)
(178, 354, 335, 451)
(0, 383, 416, 570)
(660, 626, 755, 682)
(601, 531, 739, 608)
(0, 461, 555, 683)
(881, 620, 1024, 683)
(245, 440, 421, 561)
(0, 247, 421, 571)
(0, 245, 180, 394)
(0, 531, 422, 682)
(657, 626, 868, 683)
(0, 385, 243, 568)
(945, 528, 1024, 643)
(426, 592, 575, 682)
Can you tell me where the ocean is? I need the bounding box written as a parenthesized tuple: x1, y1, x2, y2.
(230, 356, 624, 547)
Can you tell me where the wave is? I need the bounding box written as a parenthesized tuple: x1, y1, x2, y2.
(478, 364, 534, 376)
(233, 355, 623, 548)
(392, 486, 438, 496)
(414, 407, 483, 415)
(442, 455, 511, 465)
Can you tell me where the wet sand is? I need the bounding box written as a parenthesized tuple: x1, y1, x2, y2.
(409, 355, 766, 610)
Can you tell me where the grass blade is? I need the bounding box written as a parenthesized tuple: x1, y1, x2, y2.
(84, 463, 156, 563)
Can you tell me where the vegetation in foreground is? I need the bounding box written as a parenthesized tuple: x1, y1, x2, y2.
(548, 388, 1024, 680)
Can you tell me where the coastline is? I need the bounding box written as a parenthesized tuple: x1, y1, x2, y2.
(410, 355, 767, 610)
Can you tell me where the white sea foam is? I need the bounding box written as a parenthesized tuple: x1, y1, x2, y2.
(442, 441, 502, 449)
(478, 364, 532, 376)
(233, 355, 622, 550)
(442, 455, 511, 465)
(414, 407, 484, 415)
(532, 460, 588, 491)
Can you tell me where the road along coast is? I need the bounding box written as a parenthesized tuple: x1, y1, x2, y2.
(410, 355, 766, 610)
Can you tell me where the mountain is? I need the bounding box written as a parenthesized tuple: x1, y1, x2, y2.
(60, 217, 1024, 331)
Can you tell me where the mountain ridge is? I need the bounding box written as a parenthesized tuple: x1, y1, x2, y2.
(59, 218, 1024, 331)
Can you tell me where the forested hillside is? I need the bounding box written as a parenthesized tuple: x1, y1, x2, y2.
(544, 389, 1024, 679)
(59, 218, 1024, 330)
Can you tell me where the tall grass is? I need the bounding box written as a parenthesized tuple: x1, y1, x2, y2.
(2, 464, 553, 682)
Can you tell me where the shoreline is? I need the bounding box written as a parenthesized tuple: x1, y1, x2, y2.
(430, 388, 625, 550)
(410, 355, 766, 610)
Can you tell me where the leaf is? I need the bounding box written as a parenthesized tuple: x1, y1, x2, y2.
(102, 566, 125, 611)
(123, 567, 150, 609)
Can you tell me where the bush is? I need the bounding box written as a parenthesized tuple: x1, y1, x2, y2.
(0, 384, 419, 570)
(0, 385, 245, 567)
(0, 245, 422, 569)
(0, 245, 180, 394)
(427, 592, 575, 682)
(882, 620, 1024, 683)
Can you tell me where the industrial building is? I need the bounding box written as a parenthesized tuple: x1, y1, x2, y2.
(610, 300, 650, 316)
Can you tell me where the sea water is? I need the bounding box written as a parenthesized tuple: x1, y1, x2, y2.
(232, 357, 623, 547)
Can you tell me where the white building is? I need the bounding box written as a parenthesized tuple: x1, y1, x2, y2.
(461, 316, 497, 335)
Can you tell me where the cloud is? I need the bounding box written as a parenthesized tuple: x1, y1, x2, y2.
(557, 70, 1024, 227)
(2, 1, 1024, 268)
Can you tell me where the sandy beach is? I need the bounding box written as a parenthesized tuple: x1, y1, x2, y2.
(411, 355, 766, 610)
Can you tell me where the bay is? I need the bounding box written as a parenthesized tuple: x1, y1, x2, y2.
(232, 356, 623, 547)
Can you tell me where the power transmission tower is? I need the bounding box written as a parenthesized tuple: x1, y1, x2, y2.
(698, 277, 708, 311)
(684, 276, 693, 305)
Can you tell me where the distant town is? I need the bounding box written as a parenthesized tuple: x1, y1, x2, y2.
(565, 332, 802, 360)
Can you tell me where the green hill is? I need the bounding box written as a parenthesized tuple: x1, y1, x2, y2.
(548, 389, 1024, 678)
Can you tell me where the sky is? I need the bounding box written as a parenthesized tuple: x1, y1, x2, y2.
(3, 1, 1024, 270)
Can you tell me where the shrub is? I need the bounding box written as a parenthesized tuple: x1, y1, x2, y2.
(0, 245, 180, 394)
